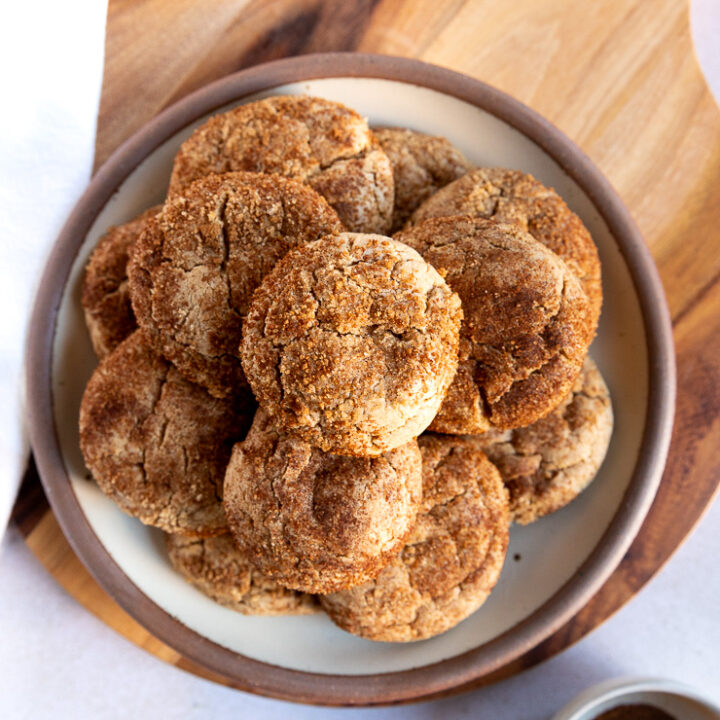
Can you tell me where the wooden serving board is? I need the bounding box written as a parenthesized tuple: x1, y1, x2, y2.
(14, 0, 720, 694)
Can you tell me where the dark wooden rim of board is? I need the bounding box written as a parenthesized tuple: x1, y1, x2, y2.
(25, 53, 676, 706)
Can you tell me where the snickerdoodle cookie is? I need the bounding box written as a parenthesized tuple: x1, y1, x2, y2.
(169, 95, 395, 234)
(374, 127, 472, 231)
(223, 408, 423, 594)
(128, 172, 343, 398)
(395, 217, 593, 434)
(409, 167, 602, 328)
(165, 533, 319, 614)
(321, 434, 510, 642)
(240, 233, 463, 456)
(82, 205, 161, 357)
(472, 356, 613, 524)
(79, 330, 255, 536)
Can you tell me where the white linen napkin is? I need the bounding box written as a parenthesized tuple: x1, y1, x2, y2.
(0, 2, 106, 537)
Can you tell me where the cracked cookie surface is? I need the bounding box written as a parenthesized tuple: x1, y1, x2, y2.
(223, 408, 423, 594)
(410, 167, 602, 330)
(472, 356, 613, 524)
(395, 217, 593, 434)
(127, 172, 343, 398)
(79, 330, 255, 536)
(82, 205, 161, 358)
(240, 232, 463, 456)
(320, 434, 509, 642)
(169, 95, 394, 234)
(165, 533, 319, 614)
(374, 127, 472, 231)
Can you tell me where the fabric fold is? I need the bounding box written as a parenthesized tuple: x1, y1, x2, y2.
(0, 2, 107, 538)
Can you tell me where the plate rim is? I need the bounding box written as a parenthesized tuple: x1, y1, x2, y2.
(25, 52, 676, 706)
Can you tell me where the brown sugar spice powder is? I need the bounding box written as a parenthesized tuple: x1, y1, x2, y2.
(593, 704, 677, 720)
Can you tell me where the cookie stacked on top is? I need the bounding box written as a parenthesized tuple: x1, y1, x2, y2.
(78, 95, 612, 642)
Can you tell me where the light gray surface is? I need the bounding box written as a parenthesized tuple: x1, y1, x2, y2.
(2, 493, 719, 718)
(691, 0, 720, 107)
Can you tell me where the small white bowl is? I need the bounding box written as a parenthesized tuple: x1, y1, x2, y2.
(553, 677, 720, 720)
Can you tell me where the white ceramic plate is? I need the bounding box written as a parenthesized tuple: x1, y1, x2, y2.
(27, 55, 675, 705)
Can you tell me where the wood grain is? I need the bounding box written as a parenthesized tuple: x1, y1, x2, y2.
(16, 0, 720, 697)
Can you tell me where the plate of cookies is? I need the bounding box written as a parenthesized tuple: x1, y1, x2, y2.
(26, 54, 674, 705)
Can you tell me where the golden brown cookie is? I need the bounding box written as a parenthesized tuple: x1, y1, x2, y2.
(127, 172, 343, 398)
(223, 408, 423, 594)
(165, 533, 319, 614)
(409, 167, 602, 329)
(79, 330, 255, 536)
(320, 434, 510, 642)
(82, 205, 161, 358)
(395, 217, 593, 434)
(472, 356, 613, 524)
(169, 95, 395, 234)
(374, 127, 472, 231)
(240, 232, 463, 456)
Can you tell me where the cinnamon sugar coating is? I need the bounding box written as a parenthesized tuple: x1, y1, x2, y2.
(396, 217, 593, 434)
(165, 533, 319, 615)
(82, 205, 161, 357)
(79, 331, 255, 536)
(374, 127, 472, 231)
(223, 409, 423, 594)
(127, 172, 343, 398)
(410, 167, 602, 330)
(169, 95, 394, 233)
(321, 434, 510, 641)
(240, 233, 463, 456)
(472, 356, 613, 524)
